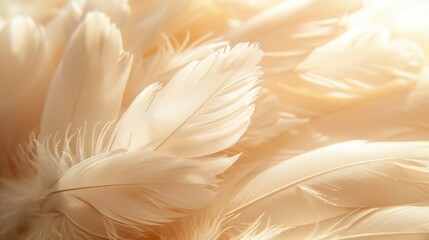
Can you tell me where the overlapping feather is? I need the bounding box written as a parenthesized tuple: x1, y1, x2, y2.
(1, 0, 429, 239)
(226, 0, 363, 84)
(0, 16, 50, 176)
(172, 141, 429, 239)
(31, 150, 236, 239)
(274, 26, 425, 118)
(123, 35, 228, 106)
(113, 43, 263, 158)
(41, 12, 133, 141)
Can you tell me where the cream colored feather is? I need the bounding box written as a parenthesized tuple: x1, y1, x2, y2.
(2, 1, 429, 239)
(225, 0, 362, 84)
(113, 43, 262, 158)
(264, 72, 429, 156)
(274, 26, 425, 118)
(0, 16, 50, 176)
(281, 206, 429, 239)
(41, 12, 133, 140)
(45, 0, 85, 60)
(236, 88, 307, 148)
(124, 0, 193, 54)
(29, 149, 236, 239)
(229, 215, 287, 240)
(223, 141, 429, 229)
(123, 35, 228, 106)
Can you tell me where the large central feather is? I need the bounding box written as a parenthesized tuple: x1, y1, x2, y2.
(113, 43, 263, 158)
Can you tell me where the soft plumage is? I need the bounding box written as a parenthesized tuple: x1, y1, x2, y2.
(1, 0, 429, 239)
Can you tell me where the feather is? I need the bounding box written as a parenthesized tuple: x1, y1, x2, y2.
(45, 0, 85, 61)
(112, 43, 262, 158)
(223, 141, 429, 229)
(229, 215, 287, 240)
(27, 149, 236, 239)
(0, 177, 41, 240)
(0, 16, 50, 176)
(265, 71, 429, 156)
(225, 0, 363, 84)
(274, 26, 425, 118)
(46, 0, 132, 60)
(123, 35, 228, 106)
(41, 12, 133, 141)
(281, 206, 429, 239)
(160, 207, 230, 240)
(161, 207, 286, 240)
(84, 0, 130, 28)
(0, 0, 63, 23)
(124, 0, 193, 54)
(235, 88, 307, 148)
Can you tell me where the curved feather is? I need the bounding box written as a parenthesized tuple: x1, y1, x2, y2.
(45, 0, 85, 60)
(35, 150, 236, 239)
(281, 206, 429, 239)
(41, 12, 133, 140)
(225, 0, 363, 84)
(236, 88, 307, 148)
(123, 35, 228, 106)
(124, 0, 193, 54)
(265, 71, 429, 156)
(274, 26, 425, 117)
(225, 141, 429, 229)
(0, 16, 50, 176)
(113, 43, 262, 158)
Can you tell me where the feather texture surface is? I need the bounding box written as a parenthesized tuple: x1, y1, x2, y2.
(265, 73, 429, 156)
(124, 36, 228, 105)
(281, 206, 429, 239)
(41, 12, 133, 140)
(274, 26, 425, 118)
(1, 0, 429, 239)
(33, 149, 236, 239)
(0, 16, 50, 176)
(224, 141, 429, 228)
(226, 0, 363, 84)
(113, 43, 262, 158)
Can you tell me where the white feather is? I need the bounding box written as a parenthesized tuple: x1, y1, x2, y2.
(274, 26, 425, 118)
(41, 12, 133, 141)
(0, 16, 50, 176)
(225, 0, 363, 84)
(123, 35, 228, 106)
(266, 72, 429, 156)
(224, 141, 429, 229)
(27, 150, 236, 239)
(282, 206, 429, 239)
(113, 43, 263, 158)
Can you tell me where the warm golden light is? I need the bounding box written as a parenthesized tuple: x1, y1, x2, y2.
(360, 0, 429, 52)
(1, 0, 429, 239)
